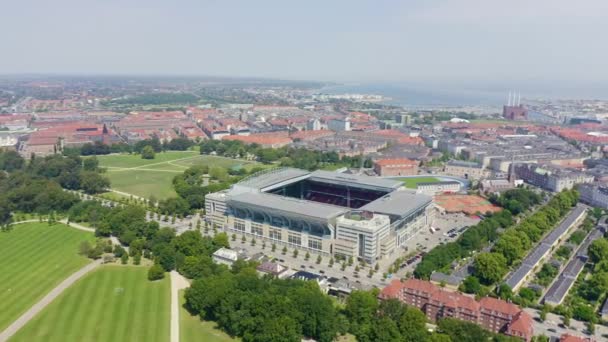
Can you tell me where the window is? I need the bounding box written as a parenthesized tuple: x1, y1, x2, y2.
(288, 234, 301, 246)
(269, 229, 282, 241)
(308, 239, 322, 251)
(235, 221, 245, 232)
(252, 224, 263, 236)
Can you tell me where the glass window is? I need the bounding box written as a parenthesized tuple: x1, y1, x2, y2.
(288, 234, 301, 246)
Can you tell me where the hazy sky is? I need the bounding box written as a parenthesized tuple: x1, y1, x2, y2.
(2, 0, 608, 84)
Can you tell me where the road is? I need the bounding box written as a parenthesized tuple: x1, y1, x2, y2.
(170, 271, 190, 342)
(0, 259, 103, 342)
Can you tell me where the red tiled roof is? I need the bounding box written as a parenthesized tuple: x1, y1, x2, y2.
(379, 279, 404, 298)
(508, 311, 533, 336)
(559, 333, 593, 342)
(479, 297, 520, 316)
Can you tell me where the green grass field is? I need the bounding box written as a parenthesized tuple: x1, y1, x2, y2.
(397, 176, 440, 189)
(96, 153, 265, 200)
(11, 266, 170, 342)
(179, 290, 237, 342)
(0, 222, 94, 331)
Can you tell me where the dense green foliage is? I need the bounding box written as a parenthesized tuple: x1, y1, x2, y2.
(414, 209, 513, 279)
(199, 139, 369, 170)
(437, 318, 520, 342)
(489, 188, 542, 215)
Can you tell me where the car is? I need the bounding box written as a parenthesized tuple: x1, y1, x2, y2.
(548, 328, 556, 333)
(300, 265, 306, 268)
(319, 270, 325, 274)
(343, 276, 348, 280)
(278, 259, 284, 262)
(309, 265, 314, 269)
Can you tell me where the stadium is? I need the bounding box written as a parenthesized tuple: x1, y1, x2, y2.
(205, 168, 434, 263)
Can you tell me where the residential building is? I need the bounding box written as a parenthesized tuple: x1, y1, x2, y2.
(578, 183, 608, 209)
(511, 163, 594, 192)
(379, 279, 533, 341)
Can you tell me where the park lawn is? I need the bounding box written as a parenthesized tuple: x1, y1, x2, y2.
(105, 170, 178, 199)
(96, 151, 199, 169)
(0, 222, 94, 331)
(11, 266, 170, 342)
(179, 290, 237, 342)
(398, 176, 440, 189)
(101, 154, 267, 200)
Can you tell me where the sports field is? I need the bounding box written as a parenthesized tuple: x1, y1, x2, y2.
(397, 176, 440, 189)
(11, 266, 170, 342)
(0, 222, 94, 331)
(179, 290, 237, 342)
(96, 152, 264, 199)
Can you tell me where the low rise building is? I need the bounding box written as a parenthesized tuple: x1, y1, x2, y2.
(511, 163, 594, 192)
(416, 181, 461, 195)
(578, 183, 608, 209)
(443, 160, 488, 180)
(373, 158, 418, 176)
(380, 279, 533, 341)
(212, 247, 238, 267)
(480, 179, 516, 194)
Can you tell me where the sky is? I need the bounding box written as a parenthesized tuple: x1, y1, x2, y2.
(1, 0, 608, 86)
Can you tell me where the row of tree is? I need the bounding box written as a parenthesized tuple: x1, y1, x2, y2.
(472, 189, 579, 286)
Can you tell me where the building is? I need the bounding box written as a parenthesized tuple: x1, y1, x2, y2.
(416, 181, 461, 195)
(443, 160, 488, 180)
(327, 117, 351, 132)
(578, 183, 608, 209)
(373, 158, 418, 176)
(205, 168, 434, 262)
(256, 261, 287, 278)
(511, 163, 594, 192)
(480, 179, 516, 194)
(503, 105, 528, 121)
(212, 247, 238, 267)
(559, 334, 595, 342)
(379, 279, 533, 341)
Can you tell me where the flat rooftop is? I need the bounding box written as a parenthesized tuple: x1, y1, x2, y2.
(227, 192, 348, 221)
(308, 170, 402, 191)
(360, 190, 432, 218)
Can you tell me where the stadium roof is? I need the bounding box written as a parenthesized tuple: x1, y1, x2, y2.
(309, 170, 402, 191)
(228, 192, 348, 221)
(359, 191, 432, 218)
(235, 167, 310, 190)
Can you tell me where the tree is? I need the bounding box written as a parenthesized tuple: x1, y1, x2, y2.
(474, 252, 507, 285)
(133, 253, 141, 265)
(399, 307, 428, 342)
(588, 238, 608, 263)
(141, 145, 156, 159)
(316, 255, 322, 264)
(460, 276, 481, 294)
(305, 251, 310, 260)
(232, 233, 237, 241)
(271, 243, 276, 252)
(213, 232, 230, 249)
(83, 157, 99, 171)
(282, 246, 287, 255)
(121, 253, 129, 264)
(80, 171, 110, 194)
(293, 249, 299, 258)
(148, 264, 165, 281)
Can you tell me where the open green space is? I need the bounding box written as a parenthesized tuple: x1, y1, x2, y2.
(397, 176, 440, 188)
(0, 222, 94, 331)
(179, 290, 237, 342)
(11, 266, 170, 342)
(97, 153, 266, 199)
(96, 151, 198, 169)
(106, 170, 179, 199)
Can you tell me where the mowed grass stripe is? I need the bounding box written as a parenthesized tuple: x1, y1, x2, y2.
(47, 266, 101, 342)
(10, 266, 170, 342)
(0, 223, 93, 331)
(1, 229, 86, 311)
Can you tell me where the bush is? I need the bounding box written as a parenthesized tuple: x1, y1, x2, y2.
(148, 264, 165, 281)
